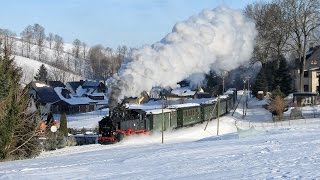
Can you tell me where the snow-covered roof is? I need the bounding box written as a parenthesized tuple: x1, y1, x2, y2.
(145, 108, 176, 114)
(76, 86, 88, 96)
(35, 82, 49, 88)
(168, 103, 200, 108)
(224, 90, 234, 95)
(54, 87, 97, 105)
(171, 87, 196, 96)
(127, 103, 162, 110)
(126, 97, 219, 110)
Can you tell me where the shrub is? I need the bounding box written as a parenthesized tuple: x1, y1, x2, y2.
(269, 95, 286, 120)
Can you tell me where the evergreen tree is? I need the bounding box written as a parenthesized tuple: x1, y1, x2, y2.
(60, 112, 68, 137)
(34, 64, 48, 81)
(204, 70, 221, 95)
(274, 56, 293, 96)
(0, 49, 41, 161)
(264, 60, 277, 91)
(43, 131, 66, 151)
(252, 68, 268, 97)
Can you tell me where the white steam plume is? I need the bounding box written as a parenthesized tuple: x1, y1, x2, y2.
(109, 6, 256, 108)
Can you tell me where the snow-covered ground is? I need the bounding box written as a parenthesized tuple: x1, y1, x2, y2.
(1, 96, 320, 179)
(65, 109, 108, 130)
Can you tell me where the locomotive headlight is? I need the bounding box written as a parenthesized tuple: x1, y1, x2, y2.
(113, 132, 116, 135)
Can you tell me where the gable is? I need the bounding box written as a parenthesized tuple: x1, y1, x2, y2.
(66, 81, 84, 92)
(305, 46, 320, 70)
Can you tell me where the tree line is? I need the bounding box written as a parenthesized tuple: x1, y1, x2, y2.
(0, 24, 130, 83)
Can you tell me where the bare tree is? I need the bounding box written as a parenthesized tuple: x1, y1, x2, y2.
(72, 39, 81, 73)
(89, 44, 105, 79)
(104, 47, 114, 77)
(81, 42, 87, 59)
(113, 45, 127, 73)
(72, 38, 81, 58)
(53, 34, 64, 61)
(20, 25, 33, 58)
(32, 24, 46, 61)
(50, 68, 66, 83)
(0, 29, 16, 55)
(245, 2, 290, 67)
(280, 0, 320, 91)
(46, 33, 54, 49)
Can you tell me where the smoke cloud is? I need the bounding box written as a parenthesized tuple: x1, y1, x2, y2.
(108, 6, 256, 108)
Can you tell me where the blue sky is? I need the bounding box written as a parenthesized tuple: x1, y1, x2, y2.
(1, 0, 257, 49)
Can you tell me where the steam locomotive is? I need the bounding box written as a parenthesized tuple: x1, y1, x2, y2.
(98, 89, 237, 144)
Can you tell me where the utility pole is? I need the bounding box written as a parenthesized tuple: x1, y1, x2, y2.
(243, 79, 246, 91)
(217, 96, 220, 135)
(161, 93, 164, 144)
(242, 85, 246, 119)
(246, 76, 250, 98)
(221, 70, 228, 94)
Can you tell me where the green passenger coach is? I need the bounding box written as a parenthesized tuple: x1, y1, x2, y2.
(169, 103, 201, 128)
(200, 102, 218, 122)
(146, 109, 177, 131)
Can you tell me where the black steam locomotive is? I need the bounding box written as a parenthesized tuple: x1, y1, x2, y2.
(98, 102, 150, 144)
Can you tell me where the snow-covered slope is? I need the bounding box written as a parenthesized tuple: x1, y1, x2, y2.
(14, 55, 83, 85)
(1, 119, 320, 179)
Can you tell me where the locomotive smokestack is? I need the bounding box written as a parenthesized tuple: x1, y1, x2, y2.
(108, 79, 127, 111)
(108, 6, 256, 104)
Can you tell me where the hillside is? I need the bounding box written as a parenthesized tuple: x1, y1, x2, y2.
(14, 55, 83, 85)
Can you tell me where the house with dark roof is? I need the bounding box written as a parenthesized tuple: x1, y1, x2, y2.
(52, 87, 98, 114)
(81, 80, 106, 93)
(294, 45, 320, 93)
(29, 80, 106, 114)
(29, 81, 61, 114)
(65, 80, 108, 109)
(66, 80, 106, 94)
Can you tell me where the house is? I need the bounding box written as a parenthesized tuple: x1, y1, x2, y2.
(294, 46, 320, 93)
(167, 87, 196, 101)
(74, 81, 107, 109)
(29, 80, 107, 114)
(81, 81, 106, 93)
(52, 87, 98, 114)
(29, 81, 62, 114)
(65, 80, 108, 109)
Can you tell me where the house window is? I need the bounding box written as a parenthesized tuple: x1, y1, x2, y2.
(304, 71, 309, 77)
(311, 60, 317, 65)
(304, 85, 309, 92)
